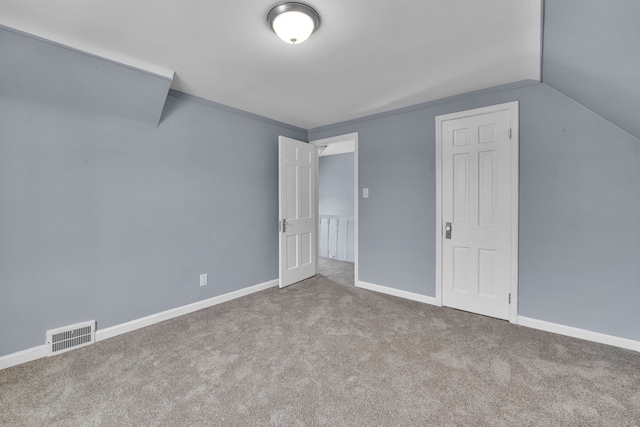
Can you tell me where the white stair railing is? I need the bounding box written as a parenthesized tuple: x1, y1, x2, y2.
(319, 215, 354, 262)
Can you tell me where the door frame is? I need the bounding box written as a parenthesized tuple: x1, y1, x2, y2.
(435, 102, 519, 324)
(310, 132, 359, 285)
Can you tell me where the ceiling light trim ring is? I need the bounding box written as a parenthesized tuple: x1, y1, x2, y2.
(267, 2, 321, 44)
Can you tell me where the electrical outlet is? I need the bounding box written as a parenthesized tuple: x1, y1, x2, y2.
(200, 273, 208, 287)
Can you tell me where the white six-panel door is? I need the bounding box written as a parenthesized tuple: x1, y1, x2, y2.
(278, 136, 317, 288)
(437, 102, 518, 321)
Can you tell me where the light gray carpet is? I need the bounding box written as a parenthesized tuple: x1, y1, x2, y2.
(318, 257, 354, 286)
(2, 275, 639, 426)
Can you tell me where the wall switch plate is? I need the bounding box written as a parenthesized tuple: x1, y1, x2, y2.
(363, 188, 369, 198)
(200, 273, 208, 287)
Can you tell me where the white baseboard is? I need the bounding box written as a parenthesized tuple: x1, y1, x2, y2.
(5, 280, 637, 371)
(518, 316, 640, 353)
(0, 345, 47, 371)
(355, 281, 640, 353)
(96, 279, 279, 342)
(357, 280, 439, 306)
(0, 279, 279, 371)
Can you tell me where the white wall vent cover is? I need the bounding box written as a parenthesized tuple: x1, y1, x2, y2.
(46, 320, 96, 356)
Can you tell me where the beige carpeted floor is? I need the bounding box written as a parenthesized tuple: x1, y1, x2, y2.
(1, 270, 639, 426)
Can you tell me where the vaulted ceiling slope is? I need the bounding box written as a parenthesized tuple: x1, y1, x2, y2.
(543, 0, 640, 141)
(0, 0, 541, 129)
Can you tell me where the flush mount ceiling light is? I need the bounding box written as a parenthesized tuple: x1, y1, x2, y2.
(267, 2, 320, 45)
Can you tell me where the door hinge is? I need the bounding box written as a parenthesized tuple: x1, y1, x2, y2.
(508, 293, 511, 304)
(508, 128, 512, 139)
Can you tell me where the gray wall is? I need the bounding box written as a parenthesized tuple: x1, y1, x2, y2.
(518, 85, 639, 340)
(0, 26, 172, 125)
(318, 153, 354, 217)
(543, 0, 640, 140)
(3, 1, 640, 358)
(0, 31, 306, 356)
(310, 81, 640, 342)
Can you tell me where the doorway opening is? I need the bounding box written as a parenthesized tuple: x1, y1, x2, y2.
(311, 133, 358, 287)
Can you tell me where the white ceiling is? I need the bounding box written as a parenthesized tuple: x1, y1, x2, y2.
(0, 0, 541, 129)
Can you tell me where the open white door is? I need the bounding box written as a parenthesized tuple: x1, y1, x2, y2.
(278, 136, 317, 288)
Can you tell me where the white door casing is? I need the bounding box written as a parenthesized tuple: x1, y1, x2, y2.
(278, 136, 317, 288)
(435, 102, 519, 322)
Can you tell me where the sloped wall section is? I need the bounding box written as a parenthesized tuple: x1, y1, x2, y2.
(543, 0, 640, 140)
(0, 28, 306, 357)
(0, 25, 173, 126)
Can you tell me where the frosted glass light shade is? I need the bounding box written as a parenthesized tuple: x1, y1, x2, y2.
(273, 11, 314, 44)
(267, 3, 320, 45)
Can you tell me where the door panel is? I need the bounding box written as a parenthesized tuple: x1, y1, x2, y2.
(453, 247, 470, 293)
(478, 249, 496, 297)
(279, 136, 317, 288)
(453, 153, 470, 224)
(441, 109, 513, 320)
